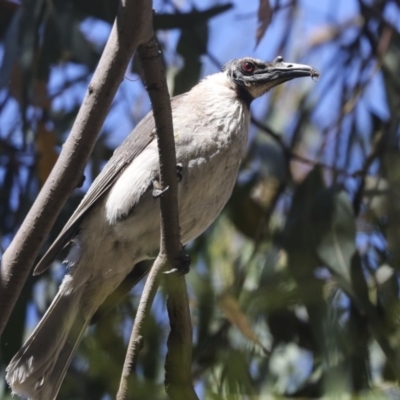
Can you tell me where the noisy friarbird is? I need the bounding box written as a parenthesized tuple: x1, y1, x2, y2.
(6, 56, 319, 399)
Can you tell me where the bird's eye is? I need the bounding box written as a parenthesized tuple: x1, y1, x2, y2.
(242, 62, 255, 74)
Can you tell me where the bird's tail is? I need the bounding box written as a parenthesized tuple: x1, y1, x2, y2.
(6, 279, 89, 400)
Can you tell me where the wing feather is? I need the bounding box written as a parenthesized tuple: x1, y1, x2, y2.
(34, 94, 187, 275)
(34, 113, 156, 275)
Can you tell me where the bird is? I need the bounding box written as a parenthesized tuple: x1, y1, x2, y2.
(6, 56, 319, 399)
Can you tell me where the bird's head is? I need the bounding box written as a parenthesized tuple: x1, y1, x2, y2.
(222, 56, 320, 105)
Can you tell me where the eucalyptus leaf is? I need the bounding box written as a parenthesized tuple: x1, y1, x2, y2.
(313, 189, 356, 293)
(284, 167, 357, 294)
(283, 167, 325, 278)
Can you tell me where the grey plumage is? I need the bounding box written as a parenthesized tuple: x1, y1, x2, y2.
(6, 56, 319, 399)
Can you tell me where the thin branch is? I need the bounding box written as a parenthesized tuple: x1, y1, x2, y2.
(164, 269, 197, 400)
(141, 34, 198, 397)
(252, 117, 356, 178)
(116, 254, 166, 399)
(353, 129, 387, 215)
(117, 36, 198, 400)
(0, 0, 153, 335)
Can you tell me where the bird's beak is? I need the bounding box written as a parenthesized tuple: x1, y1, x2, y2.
(265, 57, 320, 83)
(255, 56, 320, 89)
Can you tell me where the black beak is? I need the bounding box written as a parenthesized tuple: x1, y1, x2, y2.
(257, 56, 320, 85)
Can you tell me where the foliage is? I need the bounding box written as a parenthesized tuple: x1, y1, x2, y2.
(1, 0, 400, 398)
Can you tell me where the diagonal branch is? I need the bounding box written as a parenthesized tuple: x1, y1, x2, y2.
(117, 36, 198, 400)
(116, 254, 166, 399)
(0, 0, 153, 335)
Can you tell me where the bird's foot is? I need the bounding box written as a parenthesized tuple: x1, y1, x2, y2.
(152, 179, 169, 198)
(164, 251, 191, 275)
(152, 163, 183, 198)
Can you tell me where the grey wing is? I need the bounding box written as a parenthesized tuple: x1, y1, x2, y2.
(34, 93, 188, 275)
(33, 112, 156, 275)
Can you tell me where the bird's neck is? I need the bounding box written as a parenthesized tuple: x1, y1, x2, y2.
(199, 72, 253, 109)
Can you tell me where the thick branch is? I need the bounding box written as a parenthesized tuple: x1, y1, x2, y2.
(0, 0, 153, 335)
(164, 274, 197, 400)
(117, 36, 198, 400)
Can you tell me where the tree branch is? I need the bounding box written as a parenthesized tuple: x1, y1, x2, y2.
(117, 36, 198, 400)
(164, 270, 197, 400)
(0, 0, 153, 335)
(116, 254, 166, 399)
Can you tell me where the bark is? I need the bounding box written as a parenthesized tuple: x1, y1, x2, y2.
(0, 0, 153, 335)
(117, 36, 198, 400)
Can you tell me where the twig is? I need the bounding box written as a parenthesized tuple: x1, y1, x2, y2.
(352, 130, 387, 215)
(116, 36, 198, 400)
(0, 0, 153, 335)
(155, 3, 233, 30)
(252, 117, 357, 178)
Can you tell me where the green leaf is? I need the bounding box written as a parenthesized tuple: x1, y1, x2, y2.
(313, 189, 356, 292)
(255, 0, 272, 47)
(284, 167, 357, 293)
(381, 30, 400, 117)
(283, 167, 325, 277)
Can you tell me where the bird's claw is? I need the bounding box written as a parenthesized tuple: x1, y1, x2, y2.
(152, 163, 183, 198)
(164, 252, 191, 275)
(152, 180, 169, 198)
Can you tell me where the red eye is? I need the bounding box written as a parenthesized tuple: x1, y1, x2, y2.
(242, 61, 255, 73)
